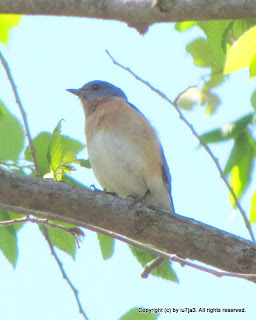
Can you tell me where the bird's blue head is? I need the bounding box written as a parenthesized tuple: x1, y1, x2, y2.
(66, 80, 127, 101)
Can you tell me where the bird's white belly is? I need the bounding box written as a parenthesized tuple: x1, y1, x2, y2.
(88, 131, 147, 198)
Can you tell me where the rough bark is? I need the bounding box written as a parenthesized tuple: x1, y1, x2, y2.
(1, 168, 256, 274)
(1, 0, 256, 33)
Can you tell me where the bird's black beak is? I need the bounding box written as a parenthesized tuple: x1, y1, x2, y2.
(66, 88, 80, 96)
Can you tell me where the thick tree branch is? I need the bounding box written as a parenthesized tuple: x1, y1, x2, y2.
(1, 0, 256, 34)
(1, 203, 256, 282)
(1, 168, 256, 275)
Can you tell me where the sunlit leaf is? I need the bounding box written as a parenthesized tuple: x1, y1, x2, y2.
(224, 26, 256, 75)
(0, 101, 24, 161)
(249, 53, 256, 80)
(249, 189, 256, 223)
(54, 168, 64, 181)
(63, 151, 77, 164)
(175, 21, 196, 31)
(0, 14, 21, 46)
(25, 131, 85, 177)
(97, 233, 114, 260)
(230, 166, 242, 205)
(119, 307, 159, 320)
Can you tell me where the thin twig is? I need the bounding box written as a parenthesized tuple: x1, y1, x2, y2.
(141, 256, 166, 278)
(0, 202, 255, 283)
(0, 51, 40, 178)
(0, 215, 84, 247)
(41, 225, 89, 320)
(106, 49, 255, 243)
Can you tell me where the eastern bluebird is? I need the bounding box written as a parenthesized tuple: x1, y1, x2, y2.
(67, 81, 175, 213)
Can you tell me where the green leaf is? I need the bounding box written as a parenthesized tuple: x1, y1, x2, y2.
(119, 307, 159, 320)
(0, 101, 24, 161)
(200, 113, 254, 144)
(0, 210, 18, 267)
(0, 14, 22, 46)
(78, 159, 91, 169)
(59, 163, 75, 173)
(249, 189, 256, 223)
(97, 233, 114, 260)
(249, 53, 256, 80)
(186, 38, 213, 67)
(25, 132, 86, 177)
(41, 225, 76, 259)
(224, 26, 256, 75)
(61, 135, 85, 156)
(63, 151, 77, 164)
(175, 21, 196, 31)
(7, 211, 25, 232)
(224, 139, 244, 176)
(129, 245, 178, 282)
(250, 90, 256, 111)
(47, 120, 63, 171)
(228, 133, 254, 205)
(198, 20, 230, 68)
(203, 70, 224, 91)
(47, 121, 86, 180)
(232, 20, 256, 40)
(177, 87, 202, 110)
(24, 132, 51, 175)
(202, 91, 220, 115)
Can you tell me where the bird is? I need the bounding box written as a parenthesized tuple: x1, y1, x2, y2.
(67, 80, 174, 213)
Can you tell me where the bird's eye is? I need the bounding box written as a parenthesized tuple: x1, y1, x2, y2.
(92, 83, 100, 91)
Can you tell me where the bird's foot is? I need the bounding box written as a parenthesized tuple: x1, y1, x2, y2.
(127, 189, 150, 209)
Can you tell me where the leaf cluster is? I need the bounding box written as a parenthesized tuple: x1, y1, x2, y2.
(176, 20, 256, 224)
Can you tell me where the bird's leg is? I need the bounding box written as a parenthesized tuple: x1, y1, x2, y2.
(103, 188, 119, 197)
(90, 185, 118, 196)
(127, 189, 151, 208)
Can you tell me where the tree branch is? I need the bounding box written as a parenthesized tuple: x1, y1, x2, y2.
(1, 0, 256, 34)
(1, 168, 256, 275)
(1, 201, 256, 283)
(0, 215, 84, 245)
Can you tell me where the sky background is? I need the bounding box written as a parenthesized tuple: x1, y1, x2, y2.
(0, 15, 256, 320)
